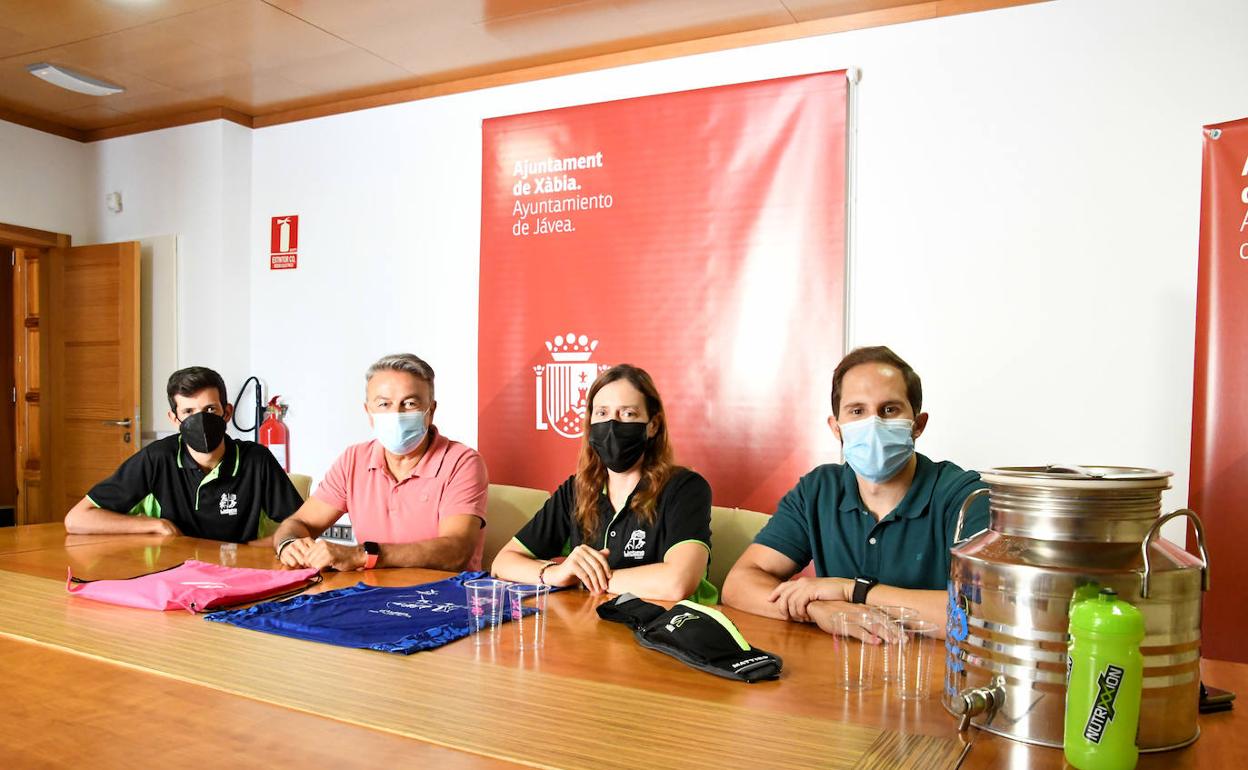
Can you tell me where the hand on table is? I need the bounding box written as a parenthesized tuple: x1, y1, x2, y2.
(148, 519, 182, 537)
(768, 576, 853, 621)
(277, 537, 316, 568)
(277, 538, 363, 571)
(547, 546, 613, 594)
(302, 540, 364, 571)
(807, 600, 887, 644)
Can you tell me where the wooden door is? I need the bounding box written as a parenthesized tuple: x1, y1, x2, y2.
(42, 243, 141, 522)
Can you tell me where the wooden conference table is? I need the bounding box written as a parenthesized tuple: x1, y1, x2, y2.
(0, 524, 1242, 769)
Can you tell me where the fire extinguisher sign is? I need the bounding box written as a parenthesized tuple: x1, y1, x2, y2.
(270, 215, 298, 270)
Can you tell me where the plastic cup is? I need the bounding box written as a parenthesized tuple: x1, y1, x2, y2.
(876, 605, 919, 683)
(507, 583, 550, 650)
(830, 611, 879, 691)
(895, 618, 940, 699)
(464, 578, 505, 645)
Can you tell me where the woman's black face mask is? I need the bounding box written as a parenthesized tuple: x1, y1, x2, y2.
(588, 419, 649, 472)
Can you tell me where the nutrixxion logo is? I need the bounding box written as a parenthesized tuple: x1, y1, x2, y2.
(1083, 664, 1125, 743)
(533, 333, 610, 438)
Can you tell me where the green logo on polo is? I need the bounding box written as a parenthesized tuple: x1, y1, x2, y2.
(1083, 664, 1124, 743)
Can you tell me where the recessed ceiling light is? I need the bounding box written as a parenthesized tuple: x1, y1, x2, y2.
(26, 62, 125, 96)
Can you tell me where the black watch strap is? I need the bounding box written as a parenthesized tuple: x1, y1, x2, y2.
(851, 576, 878, 604)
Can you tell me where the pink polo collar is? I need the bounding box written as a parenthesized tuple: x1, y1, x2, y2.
(365, 427, 450, 480)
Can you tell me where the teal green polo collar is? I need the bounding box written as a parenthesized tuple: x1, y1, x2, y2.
(836, 453, 939, 521)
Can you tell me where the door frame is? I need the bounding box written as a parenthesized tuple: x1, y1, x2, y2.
(0, 223, 70, 250)
(0, 245, 12, 519)
(3, 222, 71, 525)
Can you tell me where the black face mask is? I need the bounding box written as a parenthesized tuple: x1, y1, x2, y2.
(588, 420, 649, 473)
(180, 411, 227, 454)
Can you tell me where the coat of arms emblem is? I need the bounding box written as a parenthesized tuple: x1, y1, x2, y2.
(533, 333, 610, 438)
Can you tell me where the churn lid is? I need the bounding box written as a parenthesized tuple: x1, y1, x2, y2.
(1069, 587, 1145, 639)
(979, 464, 1171, 490)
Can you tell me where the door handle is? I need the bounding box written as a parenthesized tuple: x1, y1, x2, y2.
(101, 418, 132, 427)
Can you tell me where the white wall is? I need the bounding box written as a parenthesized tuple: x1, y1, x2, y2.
(139, 234, 179, 442)
(0, 121, 92, 241)
(87, 120, 255, 435)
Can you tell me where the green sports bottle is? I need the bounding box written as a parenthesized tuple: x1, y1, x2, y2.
(1064, 587, 1144, 770)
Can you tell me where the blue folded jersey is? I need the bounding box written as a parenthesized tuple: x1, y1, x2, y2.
(206, 571, 506, 654)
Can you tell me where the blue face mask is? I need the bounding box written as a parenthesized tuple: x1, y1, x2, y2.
(839, 416, 915, 483)
(371, 411, 428, 455)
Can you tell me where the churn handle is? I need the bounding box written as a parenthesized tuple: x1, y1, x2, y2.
(1140, 508, 1210, 598)
(954, 488, 990, 543)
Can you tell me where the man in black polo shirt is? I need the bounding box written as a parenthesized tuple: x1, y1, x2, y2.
(64, 367, 302, 544)
(722, 346, 989, 637)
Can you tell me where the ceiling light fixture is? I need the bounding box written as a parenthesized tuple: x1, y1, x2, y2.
(26, 62, 125, 96)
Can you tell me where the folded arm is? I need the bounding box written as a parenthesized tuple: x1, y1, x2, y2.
(606, 541, 708, 602)
(364, 514, 482, 571)
(724, 543, 946, 637)
(64, 496, 179, 536)
(722, 543, 803, 620)
(275, 498, 480, 572)
(494, 540, 708, 602)
(861, 584, 947, 638)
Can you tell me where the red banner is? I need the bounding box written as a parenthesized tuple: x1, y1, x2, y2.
(478, 72, 847, 513)
(1189, 116, 1248, 663)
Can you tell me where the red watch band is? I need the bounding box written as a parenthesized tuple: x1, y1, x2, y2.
(361, 541, 380, 570)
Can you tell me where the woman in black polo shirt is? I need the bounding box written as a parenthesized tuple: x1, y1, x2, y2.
(492, 364, 716, 603)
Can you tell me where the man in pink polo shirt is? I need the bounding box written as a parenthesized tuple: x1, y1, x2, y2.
(273, 353, 489, 571)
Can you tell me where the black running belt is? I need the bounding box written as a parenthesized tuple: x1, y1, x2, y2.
(597, 594, 782, 683)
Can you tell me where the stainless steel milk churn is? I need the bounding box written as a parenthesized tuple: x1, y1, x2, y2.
(944, 465, 1209, 750)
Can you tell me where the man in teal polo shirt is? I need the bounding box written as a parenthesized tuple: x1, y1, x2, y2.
(722, 346, 988, 638)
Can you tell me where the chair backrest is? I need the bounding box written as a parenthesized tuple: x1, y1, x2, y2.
(482, 483, 550, 571)
(287, 473, 313, 502)
(258, 473, 315, 539)
(708, 505, 770, 593)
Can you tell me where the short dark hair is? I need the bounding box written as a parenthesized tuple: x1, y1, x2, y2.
(830, 346, 922, 415)
(166, 366, 229, 411)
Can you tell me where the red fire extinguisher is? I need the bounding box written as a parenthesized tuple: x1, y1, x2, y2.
(258, 396, 290, 472)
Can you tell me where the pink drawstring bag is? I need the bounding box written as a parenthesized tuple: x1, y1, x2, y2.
(67, 560, 321, 614)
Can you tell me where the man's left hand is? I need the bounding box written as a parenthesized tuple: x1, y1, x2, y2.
(303, 540, 366, 571)
(808, 600, 886, 643)
(768, 576, 854, 621)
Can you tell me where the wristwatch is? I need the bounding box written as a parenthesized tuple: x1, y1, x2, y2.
(361, 541, 380, 570)
(851, 576, 879, 604)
